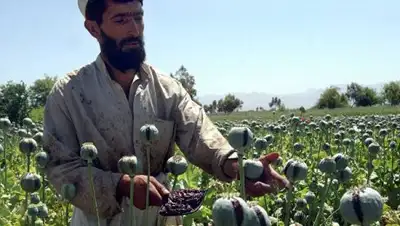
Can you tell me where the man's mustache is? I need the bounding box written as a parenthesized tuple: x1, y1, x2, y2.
(120, 36, 144, 47)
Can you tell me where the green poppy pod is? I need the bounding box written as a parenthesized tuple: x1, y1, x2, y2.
(339, 187, 383, 225)
(275, 198, 284, 206)
(283, 160, 308, 183)
(166, 155, 188, 176)
(37, 204, 49, 218)
(336, 167, 352, 183)
(118, 155, 139, 177)
(33, 132, 43, 146)
(322, 143, 330, 151)
(364, 137, 374, 147)
(0, 117, 12, 130)
(304, 191, 316, 204)
(342, 138, 351, 146)
(243, 159, 264, 180)
(295, 198, 307, 210)
(264, 134, 274, 144)
(35, 151, 49, 169)
(293, 143, 304, 152)
(251, 204, 272, 226)
(254, 138, 268, 151)
(20, 173, 41, 193)
(19, 138, 38, 155)
(212, 197, 260, 226)
(227, 127, 253, 151)
(23, 117, 34, 127)
(389, 140, 397, 149)
(368, 143, 381, 156)
(139, 124, 160, 144)
(318, 157, 336, 174)
(18, 129, 28, 137)
(27, 204, 39, 217)
(293, 211, 306, 223)
(30, 192, 41, 204)
(211, 198, 237, 226)
(333, 153, 348, 170)
(80, 142, 98, 162)
(61, 183, 77, 201)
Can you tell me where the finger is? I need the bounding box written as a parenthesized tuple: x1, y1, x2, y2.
(150, 177, 170, 197)
(148, 183, 163, 206)
(133, 189, 146, 210)
(259, 152, 280, 165)
(268, 166, 290, 189)
(245, 181, 277, 197)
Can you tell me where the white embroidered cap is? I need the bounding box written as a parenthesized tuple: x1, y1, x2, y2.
(78, 0, 143, 18)
(78, 0, 88, 17)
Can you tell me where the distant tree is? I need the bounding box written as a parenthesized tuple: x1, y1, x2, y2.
(212, 100, 217, 112)
(345, 82, 363, 106)
(382, 81, 400, 105)
(269, 97, 282, 109)
(203, 104, 211, 113)
(345, 82, 379, 107)
(170, 65, 197, 99)
(216, 94, 243, 113)
(357, 87, 379, 106)
(0, 81, 31, 124)
(316, 86, 348, 109)
(217, 99, 224, 112)
(256, 106, 264, 111)
(29, 74, 58, 108)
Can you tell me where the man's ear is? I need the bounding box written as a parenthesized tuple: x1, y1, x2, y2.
(84, 20, 101, 40)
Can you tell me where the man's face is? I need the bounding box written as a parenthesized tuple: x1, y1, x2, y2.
(96, 0, 145, 73)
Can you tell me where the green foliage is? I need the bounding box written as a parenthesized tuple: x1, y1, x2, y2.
(29, 75, 57, 108)
(345, 82, 380, 107)
(1, 112, 400, 225)
(316, 86, 349, 109)
(204, 95, 243, 114)
(382, 81, 400, 105)
(170, 65, 197, 100)
(210, 105, 400, 121)
(269, 96, 282, 109)
(29, 107, 44, 123)
(0, 81, 31, 124)
(217, 94, 243, 113)
(203, 101, 217, 114)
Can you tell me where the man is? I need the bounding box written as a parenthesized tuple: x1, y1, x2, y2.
(42, 0, 289, 225)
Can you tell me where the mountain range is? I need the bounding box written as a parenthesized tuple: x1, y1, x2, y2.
(198, 83, 385, 111)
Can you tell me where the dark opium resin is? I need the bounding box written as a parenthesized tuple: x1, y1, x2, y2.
(159, 189, 207, 216)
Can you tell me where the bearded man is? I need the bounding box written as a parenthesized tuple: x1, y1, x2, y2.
(42, 0, 289, 225)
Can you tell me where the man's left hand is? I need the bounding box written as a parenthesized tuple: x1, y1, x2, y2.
(223, 152, 290, 197)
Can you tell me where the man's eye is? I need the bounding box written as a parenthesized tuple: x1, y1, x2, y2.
(134, 17, 143, 22)
(114, 18, 125, 23)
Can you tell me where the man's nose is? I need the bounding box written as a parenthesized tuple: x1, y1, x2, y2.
(127, 20, 143, 37)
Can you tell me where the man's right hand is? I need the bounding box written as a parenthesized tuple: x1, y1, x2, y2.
(117, 175, 170, 210)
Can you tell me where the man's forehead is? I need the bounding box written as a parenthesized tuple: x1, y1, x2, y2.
(104, 0, 143, 16)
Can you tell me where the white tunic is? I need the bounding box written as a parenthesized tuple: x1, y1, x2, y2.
(42, 55, 236, 225)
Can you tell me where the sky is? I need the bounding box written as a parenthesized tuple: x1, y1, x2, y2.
(0, 0, 399, 96)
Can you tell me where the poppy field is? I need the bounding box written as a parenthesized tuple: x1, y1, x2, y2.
(0, 112, 399, 226)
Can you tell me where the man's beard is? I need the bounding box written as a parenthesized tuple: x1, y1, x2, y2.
(100, 29, 146, 73)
